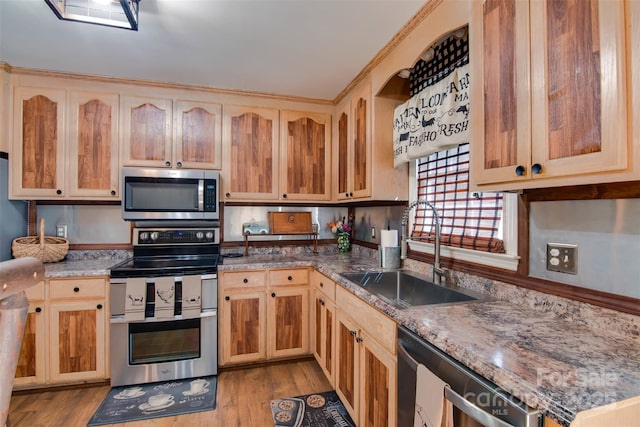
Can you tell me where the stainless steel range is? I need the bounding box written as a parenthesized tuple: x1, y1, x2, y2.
(109, 223, 220, 387)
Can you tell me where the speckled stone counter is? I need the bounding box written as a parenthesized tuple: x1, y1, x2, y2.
(219, 249, 640, 426)
(43, 247, 639, 425)
(43, 250, 131, 278)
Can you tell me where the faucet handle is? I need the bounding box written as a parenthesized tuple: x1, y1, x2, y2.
(433, 267, 448, 285)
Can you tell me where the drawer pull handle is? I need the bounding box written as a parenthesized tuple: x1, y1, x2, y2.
(96, 304, 103, 310)
(243, 278, 248, 284)
(35, 307, 42, 313)
(73, 287, 80, 293)
(287, 276, 293, 281)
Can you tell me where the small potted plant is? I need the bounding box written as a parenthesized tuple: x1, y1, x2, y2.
(328, 215, 353, 253)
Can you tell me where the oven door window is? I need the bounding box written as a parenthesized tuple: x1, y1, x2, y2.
(129, 318, 200, 364)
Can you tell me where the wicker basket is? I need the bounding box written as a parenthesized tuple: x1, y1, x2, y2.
(12, 218, 69, 263)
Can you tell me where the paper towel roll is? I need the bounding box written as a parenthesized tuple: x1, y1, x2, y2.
(380, 229, 398, 248)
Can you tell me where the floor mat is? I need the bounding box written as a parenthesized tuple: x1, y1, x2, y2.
(87, 375, 217, 426)
(270, 390, 355, 427)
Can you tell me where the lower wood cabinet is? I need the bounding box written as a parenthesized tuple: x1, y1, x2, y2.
(219, 267, 310, 366)
(311, 271, 336, 386)
(335, 285, 397, 427)
(13, 277, 108, 389)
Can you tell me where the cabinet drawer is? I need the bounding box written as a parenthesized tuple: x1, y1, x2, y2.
(314, 275, 335, 301)
(24, 281, 45, 301)
(222, 270, 266, 289)
(49, 278, 106, 300)
(269, 268, 309, 286)
(336, 286, 397, 354)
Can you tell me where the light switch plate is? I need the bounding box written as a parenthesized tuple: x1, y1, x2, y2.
(56, 224, 67, 239)
(546, 243, 577, 274)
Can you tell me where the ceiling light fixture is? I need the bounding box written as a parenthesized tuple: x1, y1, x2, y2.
(44, 0, 140, 31)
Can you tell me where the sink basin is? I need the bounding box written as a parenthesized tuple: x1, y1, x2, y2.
(340, 270, 481, 308)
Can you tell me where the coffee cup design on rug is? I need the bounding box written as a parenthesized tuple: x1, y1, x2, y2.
(139, 393, 175, 411)
(114, 386, 145, 400)
(183, 378, 210, 396)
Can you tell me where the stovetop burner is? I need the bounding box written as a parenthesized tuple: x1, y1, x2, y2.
(109, 225, 221, 278)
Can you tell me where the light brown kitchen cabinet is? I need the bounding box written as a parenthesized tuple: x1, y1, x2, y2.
(470, 0, 628, 191)
(280, 110, 332, 201)
(11, 87, 119, 200)
(11, 87, 66, 198)
(221, 105, 280, 201)
(67, 91, 120, 198)
(13, 278, 108, 389)
(311, 271, 336, 386)
(335, 286, 397, 427)
(220, 290, 267, 365)
(268, 268, 309, 358)
(122, 96, 222, 169)
(14, 282, 46, 388)
(336, 83, 371, 200)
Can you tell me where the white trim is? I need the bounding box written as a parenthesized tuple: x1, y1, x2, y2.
(407, 240, 519, 271)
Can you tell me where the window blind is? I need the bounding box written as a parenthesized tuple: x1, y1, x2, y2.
(412, 143, 505, 253)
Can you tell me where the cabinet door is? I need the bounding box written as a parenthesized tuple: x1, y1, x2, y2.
(11, 87, 66, 198)
(48, 300, 106, 383)
(174, 100, 222, 169)
(268, 286, 309, 359)
(220, 291, 267, 365)
(280, 110, 331, 201)
(335, 100, 351, 200)
(14, 302, 47, 387)
(67, 91, 119, 198)
(222, 105, 280, 201)
(529, 0, 627, 178)
(359, 329, 397, 427)
(350, 85, 371, 199)
(121, 96, 173, 168)
(470, 0, 531, 185)
(312, 290, 335, 386)
(335, 312, 359, 424)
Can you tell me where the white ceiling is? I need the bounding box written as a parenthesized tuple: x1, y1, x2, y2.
(0, 0, 427, 101)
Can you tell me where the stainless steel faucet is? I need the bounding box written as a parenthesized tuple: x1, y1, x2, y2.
(401, 199, 445, 285)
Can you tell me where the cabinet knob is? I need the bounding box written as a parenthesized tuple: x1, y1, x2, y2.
(319, 299, 325, 305)
(350, 330, 356, 337)
(165, 161, 171, 167)
(96, 304, 103, 310)
(271, 292, 276, 298)
(73, 287, 80, 292)
(35, 307, 42, 313)
(349, 192, 353, 198)
(225, 192, 231, 198)
(531, 163, 543, 174)
(282, 193, 288, 198)
(224, 296, 230, 301)
(176, 161, 183, 168)
(344, 192, 349, 198)
(56, 189, 62, 195)
(287, 276, 293, 281)
(515, 165, 526, 176)
(356, 337, 363, 343)
(319, 282, 324, 287)
(111, 190, 116, 196)
(243, 278, 248, 284)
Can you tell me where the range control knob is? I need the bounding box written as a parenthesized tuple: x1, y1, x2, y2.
(150, 232, 159, 241)
(205, 231, 214, 240)
(196, 231, 204, 240)
(139, 232, 149, 241)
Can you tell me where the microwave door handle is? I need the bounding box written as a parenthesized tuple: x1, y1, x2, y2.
(198, 180, 204, 212)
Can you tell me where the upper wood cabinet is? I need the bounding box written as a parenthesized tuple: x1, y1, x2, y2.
(280, 110, 332, 201)
(221, 105, 280, 201)
(335, 84, 371, 201)
(11, 87, 119, 199)
(121, 96, 221, 169)
(470, 0, 628, 191)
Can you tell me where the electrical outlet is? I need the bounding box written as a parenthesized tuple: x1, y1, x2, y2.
(371, 226, 376, 239)
(56, 224, 67, 239)
(546, 243, 577, 274)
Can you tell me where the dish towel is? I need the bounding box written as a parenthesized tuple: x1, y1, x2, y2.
(124, 277, 146, 321)
(181, 275, 202, 319)
(154, 277, 175, 319)
(414, 363, 454, 427)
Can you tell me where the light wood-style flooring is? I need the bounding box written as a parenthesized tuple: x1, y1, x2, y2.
(8, 359, 331, 427)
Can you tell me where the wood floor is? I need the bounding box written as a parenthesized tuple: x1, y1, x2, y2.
(8, 359, 331, 427)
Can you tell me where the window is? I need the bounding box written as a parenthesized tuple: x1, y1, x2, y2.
(412, 143, 504, 253)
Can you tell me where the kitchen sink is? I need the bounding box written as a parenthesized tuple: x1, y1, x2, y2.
(340, 270, 483, 308)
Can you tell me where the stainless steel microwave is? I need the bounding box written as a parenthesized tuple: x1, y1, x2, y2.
(121, 167, 219, 221)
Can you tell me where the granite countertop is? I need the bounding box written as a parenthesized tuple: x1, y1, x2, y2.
(45, 250, 640, 425)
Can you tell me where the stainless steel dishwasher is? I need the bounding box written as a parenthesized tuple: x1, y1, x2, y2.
(397, 326, 542, 427)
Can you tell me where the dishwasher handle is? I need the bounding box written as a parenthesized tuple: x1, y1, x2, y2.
(398, 337, 516, 427)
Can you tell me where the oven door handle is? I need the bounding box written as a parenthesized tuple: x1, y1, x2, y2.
(110, 310, 216, 324)
(398, 338, 513, 427)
